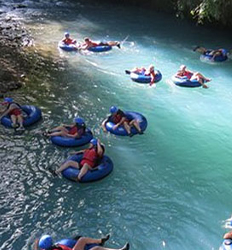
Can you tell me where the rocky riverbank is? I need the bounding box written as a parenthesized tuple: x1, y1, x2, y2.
(0, 4, 64, 97)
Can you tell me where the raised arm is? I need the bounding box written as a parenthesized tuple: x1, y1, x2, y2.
(96, 140, 104, 157)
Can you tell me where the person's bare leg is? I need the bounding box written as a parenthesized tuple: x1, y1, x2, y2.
(56, 160, 80, 174)
(130, 120, 142, 133)
(194, 72, 211, 82)
(11, 115, 17, 127)
(47, 131, 67, 137)
(50, 126, 69, 133)
(191, 73, 209, 88)
(17, 115, 24, 128)
(123, 122, 131, 135)
(88, 243, 130, 250)
(77, 164, 90, 181)
(72, 235, 111, 250)
(196, 76, 208, 88)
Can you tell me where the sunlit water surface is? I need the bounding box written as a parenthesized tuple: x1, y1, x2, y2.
(0, 1, 232, 250)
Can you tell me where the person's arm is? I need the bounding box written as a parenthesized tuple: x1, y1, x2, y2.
(101, 118, 109, 132)
(69, 149, 85, 155)
(0, 105, 13, 119)
(79, 43, 89, 50)
(71, 39, 77, 44)
(33, 239, 39, 250)
(96, 140, 104, 157)
(149, 72, 155, 86)
(174, 71, 182, 78)
(113, 117, 126, 129)
(66, 132, 80, 138)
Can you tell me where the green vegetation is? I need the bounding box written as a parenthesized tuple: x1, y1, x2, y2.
(94, 0, 232, 27)
(176, 0, 232, 26)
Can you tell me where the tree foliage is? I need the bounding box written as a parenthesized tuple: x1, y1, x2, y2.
(176, 0, 232, 26)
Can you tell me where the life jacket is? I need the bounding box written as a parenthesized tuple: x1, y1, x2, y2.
(6, 102, 21, 110)
(68, 126, 78, 135)
(47, 244, 72, 250)
(179, 70, 193, 79)
(111, 112, 123, 124)
(68, 124, 86, 136)
(182, 71, 192, 79)
(5, 102, 22, 116)
(82, 147, 98, 165)
(62, 38, 74, 45)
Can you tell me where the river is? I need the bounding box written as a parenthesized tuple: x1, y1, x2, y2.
(0, 1, 232, 250)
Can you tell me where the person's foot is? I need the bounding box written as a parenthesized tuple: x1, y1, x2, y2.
(12, 123, 19, 128)
(48, 167, 58, 176)
(128, 133, 134, 137)
(205, 78, 211, 82)
(42, 129, 51, 137)
(42, 132, 48, 137)
(75, 176, 81, 182)
(138, 131, 144, 135)
(121, 243, 130, 250)
(100, 234, 110, 246)
(17, 126, 25, 131)
(202, 84, 208, 89)
(116, 42, 121, 49)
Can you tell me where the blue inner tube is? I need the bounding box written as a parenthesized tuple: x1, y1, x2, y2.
(172, 75, 202, 88)
(88, 45, 112, 52)
(1, 105, 42, 128)
(51, 128, 93, 147)
(56, 238, 98, 250)
(61, 153, 113, 183)
(130, 70, 162, 84)
(219, 240, 232, 250)
(201, 49, 228, 62)
(58, 42, 77, 52)
(105, 111, 147, 136)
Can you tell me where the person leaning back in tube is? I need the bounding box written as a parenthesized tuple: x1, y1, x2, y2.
(34, 234, 130, 250)
(175, 65, 211, 88)
(193, 46, 228, 61)
(79, 37, 121, 50)
(222, 231, 232, 246)
(0, 97, 25, 130)
(52, 138, 104, 181)
(43, 117, 86, 139)
(130, 64, 156, 86)
(62, 32, 77, 45)
(101, 106, 143, 137)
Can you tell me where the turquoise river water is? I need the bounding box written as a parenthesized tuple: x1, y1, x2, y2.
(0, 1, 232, 250)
